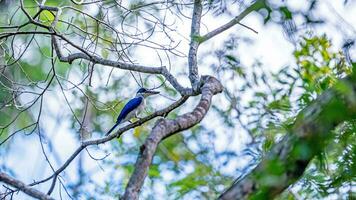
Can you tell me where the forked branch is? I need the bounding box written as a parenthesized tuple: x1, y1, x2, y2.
(123, 76, 223, 200)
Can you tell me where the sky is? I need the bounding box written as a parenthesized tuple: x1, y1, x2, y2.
(1, 0, 355, 199)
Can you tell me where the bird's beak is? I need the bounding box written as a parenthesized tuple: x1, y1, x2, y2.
(146, 90, 160, 96)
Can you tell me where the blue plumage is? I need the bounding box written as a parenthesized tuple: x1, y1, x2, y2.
(106, 97, 143, 136)
(105, 87, 159, 136)
(116, 97, 143, 123)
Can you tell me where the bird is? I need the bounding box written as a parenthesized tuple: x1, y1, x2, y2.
(105, 88, 159, 136)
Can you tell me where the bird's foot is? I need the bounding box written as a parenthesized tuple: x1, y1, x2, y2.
(135, 114, 143, 120)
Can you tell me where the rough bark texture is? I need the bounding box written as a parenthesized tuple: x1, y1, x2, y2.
(122, 76, 223, 200)
(219, 75, 356, 200)
(0, 172, 55, 200)
(188, 0, 203, 91)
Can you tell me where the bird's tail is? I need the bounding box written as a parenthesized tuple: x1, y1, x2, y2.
(105, 123, 119, 136)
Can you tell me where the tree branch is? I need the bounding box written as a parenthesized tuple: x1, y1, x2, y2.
(219, 75, 356, 199)
(0, 31, 55, 40)
(51, 36, 192, 96)
(28, 95, 189, 191)
(188, 0, 203, 91)
(3, 1, 193, 96)
(51, 35, 161, 74)
(0, 172, 55, 200)
(201, 0, 266, 43)
(122, 76, 223, 200)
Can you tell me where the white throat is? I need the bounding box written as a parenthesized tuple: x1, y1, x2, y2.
(136, 93, 145, 98)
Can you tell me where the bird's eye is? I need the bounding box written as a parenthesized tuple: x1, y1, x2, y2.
(137, 88, 147, 93)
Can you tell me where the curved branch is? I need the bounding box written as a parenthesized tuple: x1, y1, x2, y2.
(51, 36, 192, 96)
(0, 172, 55, 200)
(123, 76, 223, 200)
(51, 35, 161, 74)
(219, 75, 356, 199)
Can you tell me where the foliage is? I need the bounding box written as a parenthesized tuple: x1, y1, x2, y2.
(215, 33, 355, 199)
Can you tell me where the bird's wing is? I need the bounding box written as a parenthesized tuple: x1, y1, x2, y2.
(116, 97, 143, 123)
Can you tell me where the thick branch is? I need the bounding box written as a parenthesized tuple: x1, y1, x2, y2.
(201, 0, 266, 43)
(0, 172, 55, 200)
(188, 0, 203, 91)
(219, 75, 356, 199)
(123, 76, 223, 200)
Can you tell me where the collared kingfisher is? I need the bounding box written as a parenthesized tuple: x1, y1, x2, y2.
(105, 88, 159, 136)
